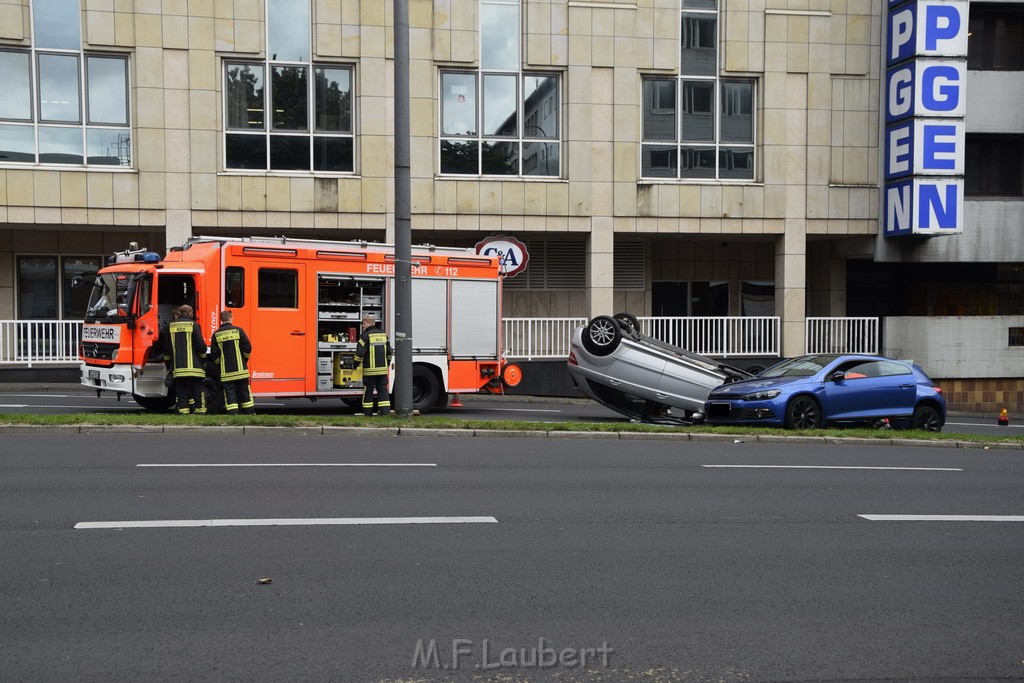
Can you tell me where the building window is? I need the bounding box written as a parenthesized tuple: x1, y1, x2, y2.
(223, 0, 353, 172)
(968, 5, 1024, 71)
(0, 0, 131, 167)
(439, 0, 561, 177)
(641, 0, 754, 180)
(965, 134, 1024, 197)
(17, 255, 101, 319)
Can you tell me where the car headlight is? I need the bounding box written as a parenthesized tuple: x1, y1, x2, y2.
(741, 389, 781, 401)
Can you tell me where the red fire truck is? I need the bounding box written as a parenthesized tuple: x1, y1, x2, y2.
(79, 236, 521, 413)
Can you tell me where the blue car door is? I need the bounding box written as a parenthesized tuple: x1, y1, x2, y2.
(823, 360, 916, 420)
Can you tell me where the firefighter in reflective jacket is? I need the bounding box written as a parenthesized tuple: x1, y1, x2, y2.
(210, 309, 255, 415)
(354, 314, 392, 416)
(163, 304, 207, 414)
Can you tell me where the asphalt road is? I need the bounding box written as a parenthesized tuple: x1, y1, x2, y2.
(2, 434, 1023, 681)
(0, 383, 1020, 438)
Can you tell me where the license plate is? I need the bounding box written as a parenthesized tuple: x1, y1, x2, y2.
(87, 369, 100, 379)
(708, 402, 731, 418)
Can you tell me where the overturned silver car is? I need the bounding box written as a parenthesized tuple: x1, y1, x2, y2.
(567, 314, 752, 424)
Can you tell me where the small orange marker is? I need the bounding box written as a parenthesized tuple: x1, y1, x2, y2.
(997, 408, 1009, 426)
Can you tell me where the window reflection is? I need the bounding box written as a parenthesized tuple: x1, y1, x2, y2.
(272, 66, 308, 130)
(313, 136, 353, 172)
(643, 79, 676, 142)
(0, 51, 32, 120)
(0, 124, 35, 162)
(267, 0, 310, 62)
(483, 74, 516, 136)
(720, 81, 752, 143)
(226, 133, 267, 169)
(481, 141, 518, 175)
(38, 125, 83, 163)
(481, 3, 520, 70)
(87, 129, 130, 165)
(86, 56, 127, 125)
(226, 64, 264, 129)
(523, 75, 557, 138)
(441, 72, 476, 136)
(315, 67, 351, 132)
(680, 15, 717, 76)
(38, 53, 81, 122)
(33, 0, 81, 50)
(270, 135, 308, 170)
(440, 139, 479, 174)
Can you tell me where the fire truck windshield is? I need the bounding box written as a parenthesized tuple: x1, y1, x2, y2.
(85, 272, 132, 322)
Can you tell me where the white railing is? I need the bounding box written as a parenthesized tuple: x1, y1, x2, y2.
(0, 320, 84, 366)
(503, 316, 781, 359)
(503, 317, 587, 360)
(805, 317, 879, 355)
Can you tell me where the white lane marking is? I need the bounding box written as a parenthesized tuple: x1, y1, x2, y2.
(0, 404, 29, 408)
(859, 515, 1024, 522)
(75, 516, 499, 529)
(703, 465, 963, 471)
(137, 463, 437, 468)
(457, 407, 563, 413)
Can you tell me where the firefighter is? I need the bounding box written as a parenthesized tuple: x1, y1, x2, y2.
(354, 314, 392, 416)
(209, 309, 255, 415)
(163, 304, 207, 414)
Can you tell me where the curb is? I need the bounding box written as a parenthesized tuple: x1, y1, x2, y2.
(0, 423, 1020, 449)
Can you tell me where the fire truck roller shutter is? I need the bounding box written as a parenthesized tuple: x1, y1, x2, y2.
(410, 278, 448, 352)
(450, 279, 498, 359)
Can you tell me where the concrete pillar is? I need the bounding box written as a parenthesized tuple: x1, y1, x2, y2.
(587, 217, 614, 316)
(164, 50, 192, 248)
(775, 211, 807, 358)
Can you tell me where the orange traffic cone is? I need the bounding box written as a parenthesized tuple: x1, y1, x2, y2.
(998, 408, 1009, 426)
(450, 393, 464, 408)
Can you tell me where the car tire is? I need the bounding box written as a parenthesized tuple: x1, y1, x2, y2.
(613, 312, 641, 336)
(582, 316, 622, 356)
(911, 404, 943, 432)
(785, 395, 822, 430)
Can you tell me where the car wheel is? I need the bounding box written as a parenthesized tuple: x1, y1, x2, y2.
(613, 312, 641, 336)
(911, 404, 943, 432)
(582, 316, 622, 356)
(785, 395, 822, 430)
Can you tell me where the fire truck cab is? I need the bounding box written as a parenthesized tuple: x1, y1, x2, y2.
(80, 236, 519, 413)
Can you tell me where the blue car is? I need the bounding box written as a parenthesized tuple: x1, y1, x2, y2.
(703, 354, 946, 431)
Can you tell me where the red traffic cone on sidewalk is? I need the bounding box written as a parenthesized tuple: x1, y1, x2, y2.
(998, 408, 1009, 426)
(450, 393, 464, 408)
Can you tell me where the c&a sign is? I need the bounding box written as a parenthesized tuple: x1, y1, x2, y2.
(475, 235, 530, 278)
(883, 0, 968, 236)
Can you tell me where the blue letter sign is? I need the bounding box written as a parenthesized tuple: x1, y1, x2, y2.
(883, 0, 967, 236)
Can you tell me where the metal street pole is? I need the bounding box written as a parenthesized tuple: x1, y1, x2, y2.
(393, 0, 413, 417)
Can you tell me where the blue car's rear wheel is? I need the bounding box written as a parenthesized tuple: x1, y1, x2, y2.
(785, 396, 822, 430)
(911, 404, 943, 432)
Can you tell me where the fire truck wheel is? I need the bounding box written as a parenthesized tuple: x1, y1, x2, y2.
(411, 366, 439, 414)
(132, 393, 175, 412)
(342, 397, 362, 411)
(582, 316, 622, 356)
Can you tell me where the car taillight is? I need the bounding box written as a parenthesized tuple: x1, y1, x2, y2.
(933, 386, 942, 394)
(568, 351, 577, 366)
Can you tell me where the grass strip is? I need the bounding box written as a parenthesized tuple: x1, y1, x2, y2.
(0, 412, 1021, 444)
